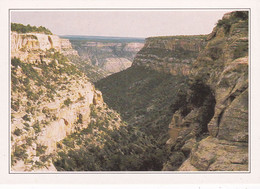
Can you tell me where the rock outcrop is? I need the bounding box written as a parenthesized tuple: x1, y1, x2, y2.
(132, 35, 207, 76)
(11, 11, 248, 172)
(11, 32, 78, 63)
(163, 11, 248, 171)
(102, 58, 132, 73)
(69, 40, 144, 74)
(96, 11, 248, 172)
(10, 28, 108, 172)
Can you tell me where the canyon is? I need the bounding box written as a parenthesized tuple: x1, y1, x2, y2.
(64, 36, 144, 74)
(11, 29, 123, 171)
(96, 11, 249, 171)
(11, 11, 248, 172)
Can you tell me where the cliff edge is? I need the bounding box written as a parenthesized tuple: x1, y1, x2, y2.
(164, 11, 248, 171)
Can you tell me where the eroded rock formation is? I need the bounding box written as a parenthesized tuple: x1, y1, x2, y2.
(163, 11, 248, 171)
(132, 35, 207, 76)
(10, 30, 108, 172)
(70, 40, 144, 74)
(11, 32, 78, 63)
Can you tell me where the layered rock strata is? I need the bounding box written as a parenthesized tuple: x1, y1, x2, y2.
(10, 30, 106, 172)
(132, 35, 207, 76)
(11, 32, 78, 63)
(163, 11, 248, 171)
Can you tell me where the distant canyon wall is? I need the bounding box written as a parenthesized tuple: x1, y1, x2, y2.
(70, 40, 144, 74)
(132, 36, 207, 76)
(125, 11, 248, 171)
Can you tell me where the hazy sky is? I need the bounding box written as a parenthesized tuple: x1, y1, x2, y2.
(11, 10, 231, 38)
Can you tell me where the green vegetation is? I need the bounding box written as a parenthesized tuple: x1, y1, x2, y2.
(53, 66, 187, 171)
(139, 47, 198, 60)
(146, 35, 206, 41)
(62, 137, 75, 148)
(11, 23, 52, 35)
(90, 104, 97, 117)
(22, 114, 30, 122)
(36, 144, 47, 156)
(208, 47, 223, 61)
(13, 144, 28, 161)
(32, 121, 41, 134)
(233, 42, 248, 59)
(216, 11, 248, 34)
(11, 50, 82, 107)
(216, 18, 232, 34)
(63, 97, 72, 107)
(25, 137, 33, 146)
(13, 128, 22, 136)
(54, 117, 168, 171)
(76, 114, 83, 124)
(11, 99, 20, 112)
(96, 66, 186, 123)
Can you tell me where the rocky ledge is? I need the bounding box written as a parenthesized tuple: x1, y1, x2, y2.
(163, 11, 249, 171)
(132, 35, 207, 76)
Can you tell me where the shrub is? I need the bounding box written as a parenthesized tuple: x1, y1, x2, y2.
(233, 11, 248, 21)
(36, 144, 47, 156)
(11, 57, 22, 67)
(216, 11, 248, 34)
(13, 144, 28, 160)
(233, 42, 248, 59)
(11, 100, 20, 111)
(77, 96, 85, 102)
(32, 121, 41, 134)
(40, 155, 51, 162)
(13, 128, 22, 136)
(188, 79, 212, 108)
(25, 137, 33, 146)
(62, 137, 75, 148)
(217, 18, 232, 34)
(22, 114, 31, 122)
(23, 123, 30, 127)
(11, 23, 53, 35)
(64, 98, 72, 107)
(208, 47, 223, 60)
(34, 160, 45, 168)
(76, 114, 83, 124)
(90, 106, 97, 118)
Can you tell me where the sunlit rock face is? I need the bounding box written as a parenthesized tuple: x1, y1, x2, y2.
(162, 11, 248, 171)
(11, 11, 248, 172)
(132, 35, 207, 76)
(69, 40, 144, 74)
(10, 30, 105, 172)
(11, 32, 78, 63)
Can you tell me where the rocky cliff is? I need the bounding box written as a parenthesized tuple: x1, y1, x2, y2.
(163, 11, 248, 171)
(10, 27, 120, 172)
(96, 11, 248, 171)
(11, 11, 248, 172)
(11, 31, 78, 63)
(69, 39, 144, 74)
(132, 35, 207, 75)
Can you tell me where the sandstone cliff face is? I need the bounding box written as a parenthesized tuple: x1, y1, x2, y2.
(10, 31, 106, 172)
(102, 58, 132, 73)
(11, 32, 78, 63)
(70, 40, 144, 74)
(11, 60, 104, 171)
(132, 36, 207, 76)
(163, 11, 248, 171)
